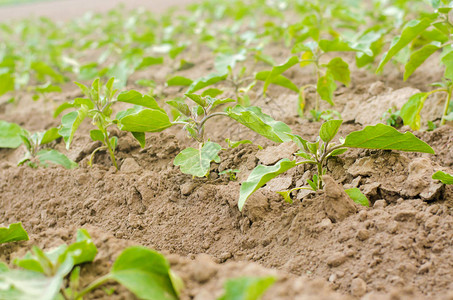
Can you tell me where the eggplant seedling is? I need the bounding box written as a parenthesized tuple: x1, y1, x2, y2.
(238, 120, 435, 211)
(0, 223, 29, 245)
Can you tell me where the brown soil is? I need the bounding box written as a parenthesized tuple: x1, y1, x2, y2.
(1, 2, 453, 300)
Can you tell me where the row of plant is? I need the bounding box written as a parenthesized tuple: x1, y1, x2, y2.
(0, 222, 275, 299)
(1, 0, 451, 128)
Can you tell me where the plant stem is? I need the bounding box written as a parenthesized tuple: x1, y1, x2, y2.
(197, 112, 229, 139)
(74, 275, 110, 300)
(441, 88, 452, 125)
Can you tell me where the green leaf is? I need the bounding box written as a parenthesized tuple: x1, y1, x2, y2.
(108, 247, 180, 300)
(202, 88, 224, 98)
(400, 92, 429, 130)
(36, 149, 78, 169)
(226, 105, 292, 143)
(64, 229, 97, 265)
(90, 130, 105, 142)
(31, 61, 64, 83)
(441, 49, 453, 80)
(226, 138, 262, 150)
(319, 119, 343, 143)
(218, 276, 276, 300)
(343, 124, 434, 153)
(184, 93, 207, 107)
(345, 188, 369, 207)
(40, 128, 61, 145)
(117, 91, 164, 111)
(238, 159, 297, 211)
(132, 132, 146, 148)
(166, 76, 193, 87)
(0, 269, 62, 300)
(174, 142, 222, 177)
(255, 71, 299, 93)
(262, 56, 299, 94)
(117, 109, 173, 132)
(325, 57, 350, 86)
(432, 170, 453, 184)
(0, 223, 29, 244)
(59, 108, 88, 149)
(136, 56, 164, 71)
(377, 18, 433, 73)
(53, 102, 76, 118)
(0, 120, 26, 148)
(404, 44, 440, 80)
(0, 73, 14, 97)
(187, 72, 228, 93)
(319, 38, 356, 52)
(215, 50, 247, 73)
(317, 72, 336, 106)
(166, 100, 191, 116)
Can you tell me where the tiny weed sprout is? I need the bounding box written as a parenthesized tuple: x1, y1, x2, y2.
(238, 120, 435, 211)
(19, 128, 77, 169)
(0, 229, 183, 300)
(0, 223, 29, 244)
(376, 0, 453, 129)
(219, 169, 240, 181)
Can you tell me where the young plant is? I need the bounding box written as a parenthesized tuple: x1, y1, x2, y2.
(0, 223, 29, 245)
(238, 120, 435, 211)
(18, 128, 77, 169)
(218, 276, 276, 300)
(0, 229, 182, 300)
(376, 1, 453, 129)
(219, 169, 240, 181)
(57, 78, 120, 168)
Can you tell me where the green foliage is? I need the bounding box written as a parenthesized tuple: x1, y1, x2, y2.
(432, 170, 453, 184)
(218, 276, 276, 300)
(0, 223, 29, 244)
(238, 120, 434, 211)
(0, 230, 182, 300)
(174, 142, 222, 177)
(345, 188, 370, 207)
(0, 120, 27, 148)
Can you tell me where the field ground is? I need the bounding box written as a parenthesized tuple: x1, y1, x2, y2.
(1, 1, 453, 299)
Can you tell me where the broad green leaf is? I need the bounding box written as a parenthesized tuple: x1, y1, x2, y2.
(400, 93, 428, 130)
(36, 149, 78, 169)
(202, 88, 224, 98)
(239, 159, 297, 211)
(345, 188, 369, 207)
(132, 132, 146, 148)
(325, 57, 350, 86)
(174, 142, 222, 177)
(317, 72, 336, 106)
(319, 119, 343, 143)
(31, 61, 64, 83)
(108, 247, 180, 300)
(263, 56, 299, 94)
(218, 276, 276, 300)
(166, 100, 191, 116)
(117, 109, 173, 132)
(255, 71, 299, 93)
(63, 228, 97, 265)
(404, 44, 440, 80)
(226, 138, 262, 150)
(187, 72, 228, 93)
(89, 130, 105, 142)
(166, 76, 193, 87)
(53, 102, 76, 118)
(432, 170, 453, 184)
(211, 97, 235, 110)
(441, 49, 453, 80)
(34, 83, 62, 94)
(226, 105, 292, 143)
(59, 108, 88, 149)
(0, 223, 29, 244)
(0, 269, 62, 300)
(0, 121, 26, 148)
(117, 91, 164, 111)
(116, 106, 143, 120)
(185, 93, 207, 107)
(343, 124, 434, 153)
(215, 50, 247, 73)
(377, 18, 433, 73)
(319, 38, 356, 52)
(0, 73, 14, 97)
(40, 128, 61, 145)
(136, 56, 164, 71)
